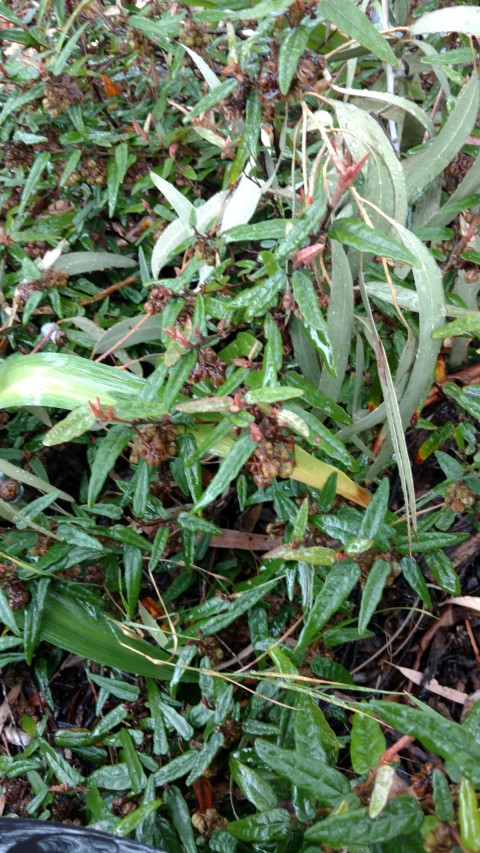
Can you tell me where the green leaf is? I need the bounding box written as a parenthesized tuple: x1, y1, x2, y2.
(24, 578, 49, 666)
(230, 90, 262, 184)
(17, 151, 50, 219)
(350, 711, 386, 775)
(123, 544, 143, 619)
(227, 808, 290, 842)
(107, 143, 132, 218)
(230, 270, 286, 318)
(320, 0, 399, 65)
(318, 241, 354, 404)
(305, 796, 423, 845)
(459, 777, 480, 853)
(292, 269, 330, 334)
(230, 759, 278, 811)
(278, 24, 310, 94)
(223, 220, 288, 242)
(294, 696, 330, 762)
(395, 530, 469, 555)
(192, 433, 256, 512)
(360, 479, 389, 540)
(39, 742, 84, 787)
(154, 751, 197, 785)
(404, 74, 479, 200)
(329, 218, 418, 266)
(40, 588, 177, 681)
(358, 559, 391, 634)
(371, 700, 480, 785)
(432, 769, 455, 822)
(286, 372, 351, 424)
(186, 79, 237, 122)
(272, 194, 326, 268)
(197, 0, 294, 21)
(51, 21, 89, 74)
(255, 739, 349, 803)
(194, 577, 280, 636)
(114, 800, 162, 837)
(164, 787, 196, 853)
(443, 383, 480, 420)
(119, 728, 146, 794)
(87, 673, 139, 702)
(422, 47, 475, 66)
(425, 551, 460, 596)
(296, 560, 360, 650)
(400, 557, 432, 609)
(0, 353, 144, 412)
(88, 425, 132, 507)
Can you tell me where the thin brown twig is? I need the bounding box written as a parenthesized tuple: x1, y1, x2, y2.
(79, 274, 139, 305)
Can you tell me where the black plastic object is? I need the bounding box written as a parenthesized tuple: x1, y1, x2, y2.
(0, 820, 163, 852)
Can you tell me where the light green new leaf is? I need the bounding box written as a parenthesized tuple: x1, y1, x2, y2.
(320, 0, 399, 66)
(403, 74, 479, 200)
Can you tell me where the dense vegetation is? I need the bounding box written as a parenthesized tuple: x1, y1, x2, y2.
(0, 0, 480, 850)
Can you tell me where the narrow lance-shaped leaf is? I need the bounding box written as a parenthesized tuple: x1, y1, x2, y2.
(192, 433, 256, 513)
(329, 218, 419, 266)
(320, 0, 399, 66)
(296, 560, 360, 650)
(403, 73, 479, 200)
(305, 797, 423, 845)
(278, 24, 310, 95)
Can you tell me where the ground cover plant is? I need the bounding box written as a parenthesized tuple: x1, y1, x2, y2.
(0, 0, 480, 849)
